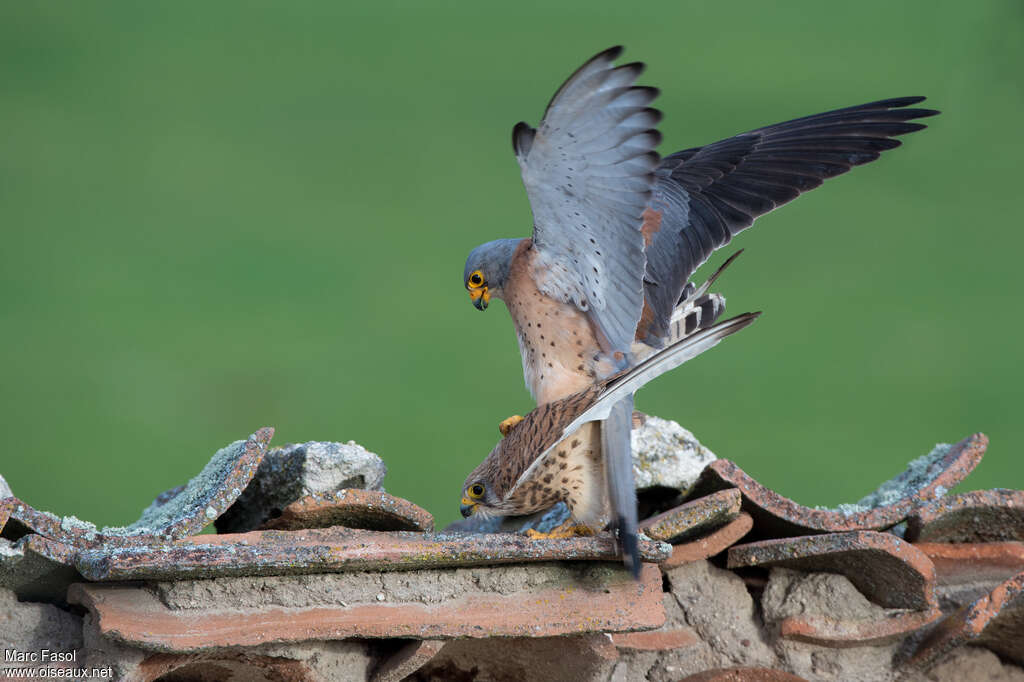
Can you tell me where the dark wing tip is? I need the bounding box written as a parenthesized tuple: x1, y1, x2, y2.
(599, 45, 625, 61)
(615, 60, 647, 77)
(512, 121, 536, 159)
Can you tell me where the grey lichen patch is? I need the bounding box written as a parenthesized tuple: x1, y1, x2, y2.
(60, 515, 99, 539)
(818, 443, 953, 516)
(105, 438, 251, 536)
(631, 416, 716, 493)
(216, 441, 387, 533)
(0, 473, 12, 499)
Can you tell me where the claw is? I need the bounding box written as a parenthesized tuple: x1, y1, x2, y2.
(498, 415, 524, 437)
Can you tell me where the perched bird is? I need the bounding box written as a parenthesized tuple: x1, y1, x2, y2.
(460, 309, 761, 557)
(460, 46, 936, 574)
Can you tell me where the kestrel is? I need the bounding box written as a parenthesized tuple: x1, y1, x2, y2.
(460, 309, 761, 563)
(460, 46, 936, 574)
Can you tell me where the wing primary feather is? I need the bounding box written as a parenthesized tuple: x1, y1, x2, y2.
(602, 394, 640, 578)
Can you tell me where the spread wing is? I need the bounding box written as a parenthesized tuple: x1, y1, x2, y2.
(639, 97, 939, 344)
(514, 46, 661, 354)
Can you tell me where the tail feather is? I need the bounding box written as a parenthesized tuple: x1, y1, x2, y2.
(602, 395, 640, 578)
(666, 249, 743, 343)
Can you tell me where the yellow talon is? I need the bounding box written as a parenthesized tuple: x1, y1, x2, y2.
(498, 415, 524, 437)
(525, 521, 595, 539)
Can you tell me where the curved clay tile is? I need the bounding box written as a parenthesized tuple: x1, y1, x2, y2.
(727, 531, 937, 610)
(686, 433, 986, 538)
(260, 489, 434, 533)
(905, 488, 1024, 542)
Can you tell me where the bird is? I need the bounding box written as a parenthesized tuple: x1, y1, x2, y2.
(460, 46, 937, 575)
(460, 308, 762, 572)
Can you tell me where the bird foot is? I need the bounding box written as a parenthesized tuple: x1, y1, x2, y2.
(525, 522, 595, 540)
(498, 415, 524, 437)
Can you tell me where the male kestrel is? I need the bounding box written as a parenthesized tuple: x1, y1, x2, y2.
(460, 46, 936, 574)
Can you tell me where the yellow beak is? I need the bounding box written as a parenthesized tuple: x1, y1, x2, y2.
(460, 496, 477, 517)
(468, 287, 490, 310)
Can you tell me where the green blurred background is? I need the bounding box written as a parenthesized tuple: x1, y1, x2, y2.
(1, 1, 1021, 530)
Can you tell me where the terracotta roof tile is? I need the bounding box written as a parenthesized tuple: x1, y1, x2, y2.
(915, 541, 1024, 587)
(261, 490, 434, 532)
(610, 626, 700, 652)
(908, 569, 1024, 670)
(728, 531, 936, 610)
(75, 527, 671, 581)
(639, 489, 741, 543)
(67, 564, 665, 651)
(905, 489, 1024, 543)
(778, 608, 942, 648)
(662, 513, 754, 570)
(687, 434, 986, 538)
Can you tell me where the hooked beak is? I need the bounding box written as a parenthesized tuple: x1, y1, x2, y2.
(468, 286, 490, 311)
(460, 497, 477, 518)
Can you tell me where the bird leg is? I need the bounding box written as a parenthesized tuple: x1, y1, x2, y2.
(498, 415, 524, 437)
(524, 519, 595, 539)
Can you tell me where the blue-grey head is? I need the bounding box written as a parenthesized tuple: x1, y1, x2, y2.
(462, 238, 521, 311)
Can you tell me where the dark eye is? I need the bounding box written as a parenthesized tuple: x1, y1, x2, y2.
(471, 484, 485, 497)
(468, 271, 484, 287)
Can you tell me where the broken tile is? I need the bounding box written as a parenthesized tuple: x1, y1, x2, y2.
(640, 489, 741, 543)
(3, 428, 273, 548)
(762, 567, 942, 648)
(915, 542, 1024, 586)
(779, 609, 941, 648)
(905, 489, 1024, 543)
(0, 535, 82, 604)
(728, 531, 937, 610)
(371, 640, 444, 682)
(0, 497, 12, 535)
(75, 527, 671, 581)
(610, 627, 700, 652)
(68, 564, 665, 651)
(908, 570, 1024, 669)
(687, 434, 987, 538)
(679, 668, 809, 681)
(663, 513, 753, 569)
(261, 489, 434, 533)
(216, 440, 387, 533)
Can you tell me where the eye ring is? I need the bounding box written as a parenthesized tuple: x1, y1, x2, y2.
(470, 483, 485, 498)
(468, 271, 484, 288)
